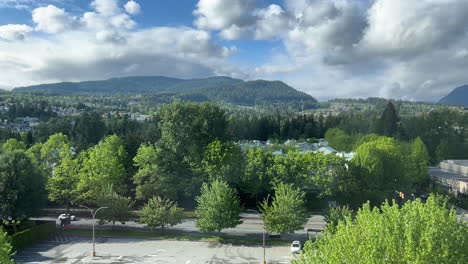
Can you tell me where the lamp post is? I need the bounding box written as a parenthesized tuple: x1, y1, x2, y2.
(248, 193, 270, 264)
(81, 205, 107, 257)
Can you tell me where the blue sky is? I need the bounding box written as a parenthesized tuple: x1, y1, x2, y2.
(1, 0, 468, 101)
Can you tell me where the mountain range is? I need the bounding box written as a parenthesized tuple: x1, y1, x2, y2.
(439, 85, 468, 106)
(13, 76, 318, 109)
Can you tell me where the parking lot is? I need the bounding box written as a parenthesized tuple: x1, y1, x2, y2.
(14, 235, 295, 264)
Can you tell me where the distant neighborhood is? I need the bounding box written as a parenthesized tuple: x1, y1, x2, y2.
(237, 139, 355, 160)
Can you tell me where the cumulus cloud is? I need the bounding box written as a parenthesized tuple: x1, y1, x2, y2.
(32, 5, 79, 34)
(91, 0, 120, 16)
(0, 0, 242, 89)
(194, 0, 292, 40)
(124, 0, 140, 15)
(0, 24, 32, 40)
(360, 0, 468, 57)
(194, 0, 256, 30)
(0, 26, 240, 88)
(248, 0, 468, 101)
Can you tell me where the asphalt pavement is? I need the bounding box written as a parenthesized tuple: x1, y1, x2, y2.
(14, 235, 295, 264)
(32, 213, 327, 240)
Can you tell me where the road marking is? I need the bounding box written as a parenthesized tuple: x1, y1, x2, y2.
(185, 261, 191, 264)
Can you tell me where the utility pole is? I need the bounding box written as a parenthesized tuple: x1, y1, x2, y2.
(81, 205, 107, 257)
(246, 194, 270, 264)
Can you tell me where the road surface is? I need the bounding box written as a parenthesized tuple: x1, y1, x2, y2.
(14, 235, 295, 264)
(33, 213, 327, 240)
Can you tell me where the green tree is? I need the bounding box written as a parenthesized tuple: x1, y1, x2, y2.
(40, 133, 72, 171)
(240, 148, 274, 201)
(376, 102, 399, 137)
(324, 206, 353, 234)
(0, 150, 45, 219)
(294, 196, 468, 264)
(2, 138, 26, 152)
(407, 137, 430, 190)
(260, 183, 308, 234)
(96, 184, 134, 230)
(158, 100, 226, 165)
(140, 196, 183, 232)
(47, 154, 80, 213)
(435, 139, 451, 163)
(202, 140, 243, 187)
(352, 136, 408, 204)
(195, 180, 242, 232)
(73, 111, 105, 150)
(324, 128, 353, 152)
(136, 101, 228, 201)
(269, 151, 309, 188)
(133, 144, 178, 201)
(77, 135, 129, 202)
(0, 228, 14, 263)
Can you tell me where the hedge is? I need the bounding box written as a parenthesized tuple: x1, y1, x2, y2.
(10, 221, 56, 250)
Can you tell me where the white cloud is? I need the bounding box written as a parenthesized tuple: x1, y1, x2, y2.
(91, 0, 119, 16)
(32, 5, 79, 34)
(0, 27, 240, 89)
(255, 4, 292, 40)
(251, 0, 468, 101)
(124, 0, 140, 15)
(82, 0, 137, 34)
(194, 0, 256, 30)
(0, 0, 242, 90)
(360, 0, 468, 57)
(194, 0, 291, 40)
(0, 24, 32, 40)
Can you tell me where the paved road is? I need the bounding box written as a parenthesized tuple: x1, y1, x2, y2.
(33, 213, 326, 240)
(14, 235, 295, 264)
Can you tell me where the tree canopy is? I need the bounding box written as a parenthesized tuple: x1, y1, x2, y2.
(0, 149, 45, 219)
(260, 183, 309, 234)
(77, 135, 129, 202)
(140, 196, 183, 231)
(294, 196, 468, 264)
(0, 228, 14, 264)
(195, 180, 243, 232)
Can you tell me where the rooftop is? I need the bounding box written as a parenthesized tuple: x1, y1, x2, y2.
(428, 167, 468, 182)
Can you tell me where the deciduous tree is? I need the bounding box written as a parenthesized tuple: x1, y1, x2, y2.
(0, 150, 46, 219)
(294, 196, 468, 264)
(260, 183, 308, 234)
(140, 196, 183, 232)
(96, 184, 134, 230)
(77, 135, 129, 202)
(202, 140, 243, 187)
(0, 228, 14, 264)
(195, 180, 242, 232)
(133, 144, 179, 201)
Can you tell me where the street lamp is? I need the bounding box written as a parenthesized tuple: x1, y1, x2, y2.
(81, 205, 107, 257)
(248, 193, 270, 264)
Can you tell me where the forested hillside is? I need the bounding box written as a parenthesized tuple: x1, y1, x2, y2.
(13, 76, 242, 95)
(13, 76, 317, 109)
(439, 85, 468, 106)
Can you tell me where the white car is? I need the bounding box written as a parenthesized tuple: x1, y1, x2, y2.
(290, 241, 301, 254)
(58, 213, 76, 221)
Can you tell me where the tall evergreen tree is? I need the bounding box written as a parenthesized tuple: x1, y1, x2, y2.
(377, 102, 399, 137)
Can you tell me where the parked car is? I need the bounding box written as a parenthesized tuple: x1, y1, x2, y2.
(290, 240, 301, 254)
(58, 213, 76, 221)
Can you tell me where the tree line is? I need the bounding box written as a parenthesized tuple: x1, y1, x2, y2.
(1, 101, 434, 223)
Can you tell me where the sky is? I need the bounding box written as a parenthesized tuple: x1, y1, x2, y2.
(1, 0, 468, 102)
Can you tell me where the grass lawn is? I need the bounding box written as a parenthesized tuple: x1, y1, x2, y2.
(63, 229, 289, 246)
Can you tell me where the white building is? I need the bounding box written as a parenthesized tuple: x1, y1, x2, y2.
(429, 160, 468, 197)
